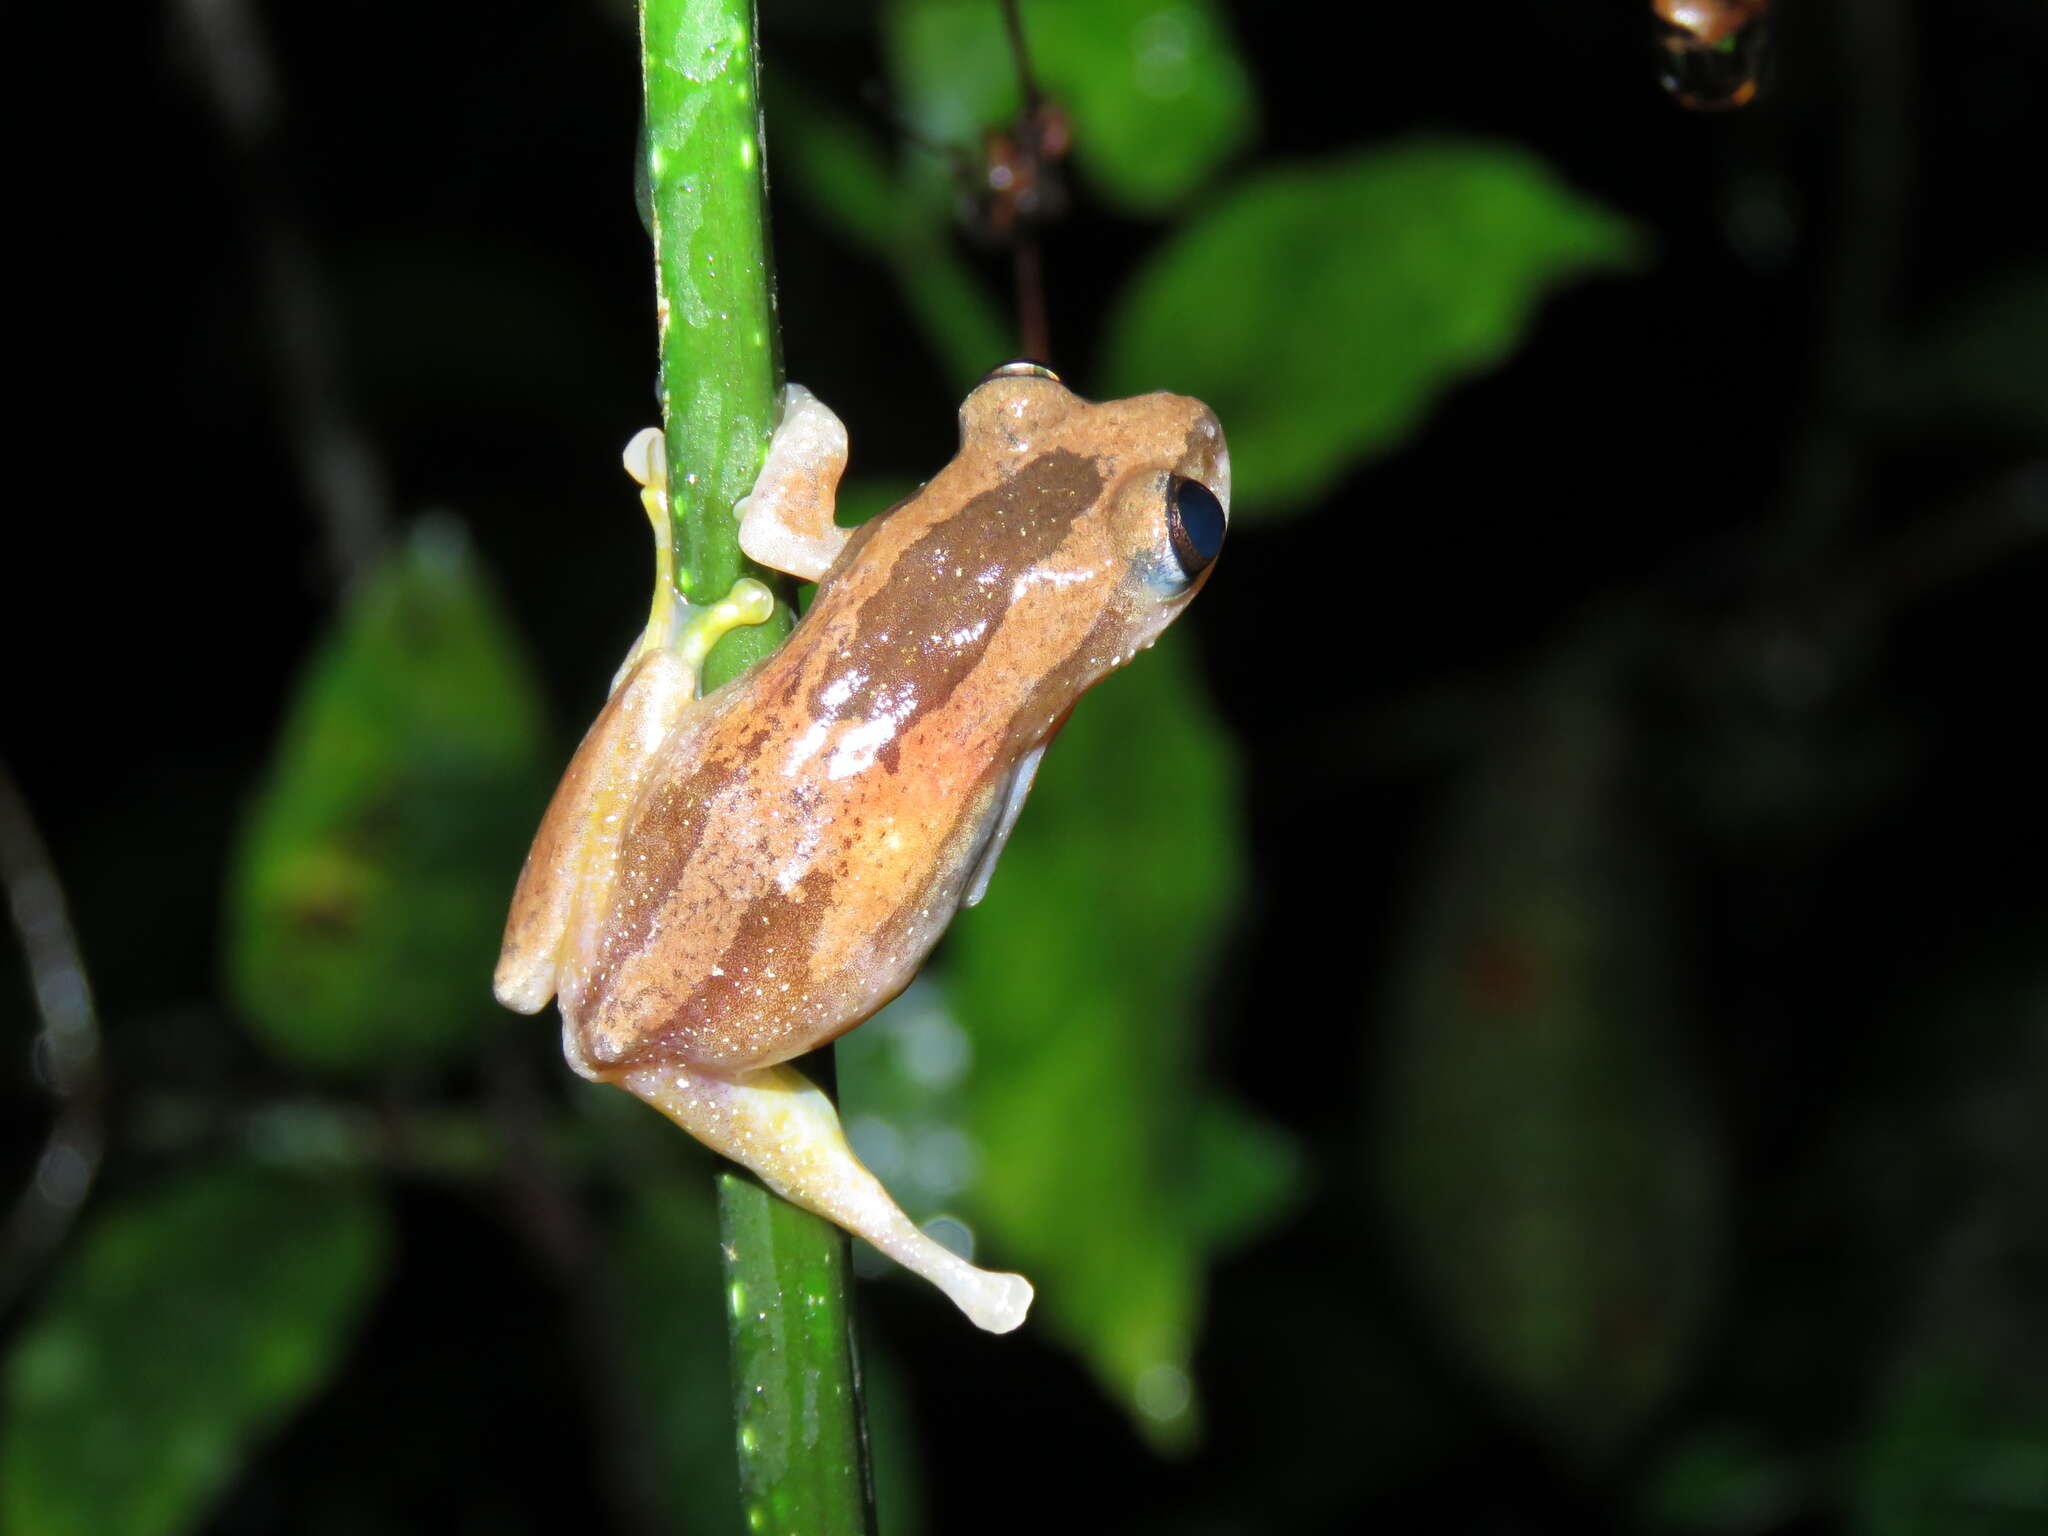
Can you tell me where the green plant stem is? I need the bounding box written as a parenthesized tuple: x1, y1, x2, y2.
(718, 1164, 875, 1534)
(642, 0, 792, 682)
(639, 3, 875, 1531)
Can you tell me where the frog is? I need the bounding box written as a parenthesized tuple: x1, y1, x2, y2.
(494, 362, 1229, 1332)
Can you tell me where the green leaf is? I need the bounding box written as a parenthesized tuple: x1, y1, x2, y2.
(1179, 1094, 1301, 1251)
(1639, 1423, 1811, 1535)
(884, 0, 1254, 214)
(608, 1178, 745, 1536)
(837, 978, 985, 1232)
(1841, 941, 2048, 1536)
(862, 1342, 928, 1536)
(0, 1164, 389, 1536)
(1102, 140, 1642, 514)
(227, 519, 549, 1076)
(766, 82, 901, 257)
(940, 632, 1290, 1450)
(833, 478, 919, 530)
(1852, 1353, 2048, 1536)
(1373, 637, 1722, 1462)
(1890, 265, 2048, 439)
(771, 86, 1009, 389)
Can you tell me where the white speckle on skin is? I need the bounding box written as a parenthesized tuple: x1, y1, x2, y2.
(825, 718, 897, 780)
(940, 619, 989, 649)
(1011, 564, 1100, 600)
(781, 718, 832, 777)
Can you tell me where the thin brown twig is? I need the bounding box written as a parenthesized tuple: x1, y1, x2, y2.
(1771, 0, 1913, 581)
(178, 0, 391, 592)
(1015, 234, 1050, 366)
(0, 762, 106, 1314)
(999, 0, 1053, 363)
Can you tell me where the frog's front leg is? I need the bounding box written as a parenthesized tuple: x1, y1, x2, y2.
(734, 383, 852, 582)
(622, 1059, 1035, 1334)
(625, 382, 848, 596)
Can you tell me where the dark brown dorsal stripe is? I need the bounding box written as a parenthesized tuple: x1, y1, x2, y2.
(806, 449, 1108, 759)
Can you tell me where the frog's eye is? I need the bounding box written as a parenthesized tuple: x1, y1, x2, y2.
(1165, 476, 1226, 581)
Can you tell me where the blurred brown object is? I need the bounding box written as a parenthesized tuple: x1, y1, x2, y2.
(1653, 0, 1772, 109)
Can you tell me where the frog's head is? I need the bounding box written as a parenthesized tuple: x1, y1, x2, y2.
(955, 363, 1230, 680)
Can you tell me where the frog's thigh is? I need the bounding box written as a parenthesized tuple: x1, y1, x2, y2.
(736, 383, 851, 583)
(620, 1059, 1034, 1334)
(494, 652, 693, 1013)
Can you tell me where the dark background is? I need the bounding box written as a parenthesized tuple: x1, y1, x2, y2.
(6, 0, 2046, 1531)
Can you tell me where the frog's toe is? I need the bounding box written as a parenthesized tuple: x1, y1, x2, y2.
(492, 947, 557, 1014)
(949, 1269, 1034, 1335)
(622, 426, 665, 488)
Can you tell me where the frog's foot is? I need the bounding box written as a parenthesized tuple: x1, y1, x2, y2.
(620, 1060, 1034, 1334)
(735, 384, 852, 584)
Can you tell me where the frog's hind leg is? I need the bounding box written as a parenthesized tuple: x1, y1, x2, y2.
(495, 649, 691, 1015)
(620, 1060, 1033, 1334)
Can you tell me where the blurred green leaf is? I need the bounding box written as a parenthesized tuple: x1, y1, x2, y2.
(1103, 140, 1641, 514)
(860, 1331, 928, 1536)
(1373, 637, 1722, 1461)
(1842, 944, 2048, 1535)
(771, 82, 901, 254)
(1852, 1353, 2048, 1536)
(1179, 1094, 1301, 1251)
(0, 1164, 388, 1536)
(608, 1178, 737, 1536)
(772, 86, 1009, 389)
(1137, 1263, 1460, 1533)
(833, 478, 920, 530)
(227, 519, 548, 1076)
(884, 0, 1253, 215)
(838, 978, 985, 1229)
(1639, 1423, 1812, 1535)
(1891, 265, 2048, 439)
(942, 632, 1290, 1450)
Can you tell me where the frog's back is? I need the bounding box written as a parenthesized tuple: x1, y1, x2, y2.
(563, 636, 1001, 1075)
(566, 384, 1226, 1078)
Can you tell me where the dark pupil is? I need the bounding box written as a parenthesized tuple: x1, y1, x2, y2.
(1167, 477, 1226, 577)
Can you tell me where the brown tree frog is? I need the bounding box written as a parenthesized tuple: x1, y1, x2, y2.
(495, 364, 1229, 1332)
